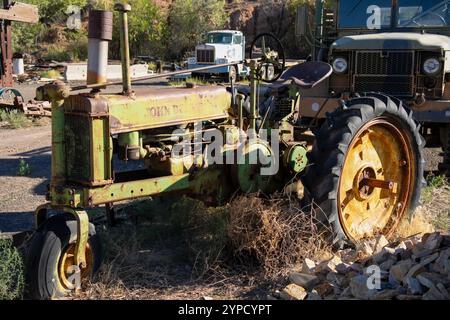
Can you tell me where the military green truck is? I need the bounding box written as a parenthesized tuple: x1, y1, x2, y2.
(297, 0, 450, 174)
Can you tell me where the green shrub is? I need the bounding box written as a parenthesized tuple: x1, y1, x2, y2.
(0, 110, 29, 129)
(0, 238, 25, 300)
(18, 159, 32, 177)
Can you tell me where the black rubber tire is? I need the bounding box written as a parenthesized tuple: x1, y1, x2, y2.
(25, 214, 102, 300)
(301, 93, 426, 247)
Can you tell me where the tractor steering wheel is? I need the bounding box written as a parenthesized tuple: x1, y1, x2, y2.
(249, 33, 286, 83)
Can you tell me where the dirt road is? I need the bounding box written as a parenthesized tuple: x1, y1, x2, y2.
(0, 125, 50, 233)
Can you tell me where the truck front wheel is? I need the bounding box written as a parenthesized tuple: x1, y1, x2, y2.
(302, 94, 425, 247)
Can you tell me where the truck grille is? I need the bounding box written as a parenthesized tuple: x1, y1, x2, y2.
(197, 49, 215, 64)
(354, 51, 415, 96)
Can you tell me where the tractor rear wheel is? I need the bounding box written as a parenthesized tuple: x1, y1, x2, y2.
(25, 214, 102, 300)
(302, 94, 425, 246)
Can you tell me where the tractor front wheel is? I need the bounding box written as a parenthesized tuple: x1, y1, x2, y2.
(302, 94, 425, 246)
(25, 214, 102, 300)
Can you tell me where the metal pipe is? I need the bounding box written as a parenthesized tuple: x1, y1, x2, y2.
(87, 10, 113, 87)
(70, 62, 241, 92)
(114, 3, 132, 94)
(249, 60, 258, 130)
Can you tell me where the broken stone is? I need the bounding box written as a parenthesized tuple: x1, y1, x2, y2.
(436, 283, 450, 299)
(301, 258, 316, 275)
(306, 289, 322, 300)
(335, 262, 351, 274)
(266, 295, 278, 300)
(350, 275, 377, 300)
(380, 256, 398, 271)
(433, 248, 450, 274)
(404, 240, 415, 250)
(349, 263, 363, 273)
(315, 282, 334, 297)
(417, 274, 436, 289)
(389, 259, 413, 283)
(394, 242, 408, 255)
(338, 249, 357, 263)
(422, 287, 446, 300)
(423, 232, 442, 251)
(326, 272, 346, 287)
(374, 235, 389, 254)
(406, 252, 439, 278)
(405, 276, 423, 295)
(280, 284, 307, 300)
(289, 273, 320, 291)
(370, 289, 399, 300)
(316, 255, 342, 274)
(340, 287, 352, 298)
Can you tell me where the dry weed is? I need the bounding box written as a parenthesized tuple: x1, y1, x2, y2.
(227, 195, 332, 279)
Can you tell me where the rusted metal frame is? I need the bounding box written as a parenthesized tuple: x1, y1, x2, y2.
(63, 208, 89, 269)
(54, 174, 192, 208)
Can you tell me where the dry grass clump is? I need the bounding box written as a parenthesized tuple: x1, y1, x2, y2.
(394, 175, 450, 239)
(227, 195, 332, 279)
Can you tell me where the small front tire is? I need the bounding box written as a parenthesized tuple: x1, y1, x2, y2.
(25, 214, 102, 300)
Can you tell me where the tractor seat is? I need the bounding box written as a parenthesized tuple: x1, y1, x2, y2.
(270, 61, 333, 93)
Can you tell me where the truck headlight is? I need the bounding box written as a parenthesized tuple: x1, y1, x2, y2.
(187, 57, 197, 65)
(217, 58, 229, 64)
(423, 58, 441, 75)
(332, 57, 348, 74)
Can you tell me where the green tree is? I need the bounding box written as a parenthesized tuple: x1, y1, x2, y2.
(112, 0, 167, 59)
(166, 0, 227, 60)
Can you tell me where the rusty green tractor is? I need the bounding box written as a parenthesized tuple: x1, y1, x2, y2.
(26, 4, 425, 299)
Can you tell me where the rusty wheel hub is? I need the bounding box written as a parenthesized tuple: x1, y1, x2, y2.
(338, 118, 414, 241)
(58, 243, 94, 292)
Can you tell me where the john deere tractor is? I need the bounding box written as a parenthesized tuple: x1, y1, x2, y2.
(26, 3, 424, 299)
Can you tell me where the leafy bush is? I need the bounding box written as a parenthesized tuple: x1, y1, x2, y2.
(0, 239, 25, 300)
(0, 110, 29, 129)
(18, 159, 32, 177)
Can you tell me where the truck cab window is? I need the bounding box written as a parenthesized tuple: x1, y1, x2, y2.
(397, 0, 450, 27)
(233, 35, 242, 44)
(207, 33, 233, 44)
(338, 0, 391, 29)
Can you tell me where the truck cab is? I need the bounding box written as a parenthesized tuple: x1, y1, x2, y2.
(298, 0, 450, 173)
(187, 30, 248, 81)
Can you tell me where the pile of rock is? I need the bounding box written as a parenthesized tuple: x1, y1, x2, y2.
(273, 232, 450, 300)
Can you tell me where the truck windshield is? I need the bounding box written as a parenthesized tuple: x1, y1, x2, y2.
(207, 33, 233, 44)
(338, 0, 392, 29)
(397, 0, 450, 28)
(338, 0, 450, 29)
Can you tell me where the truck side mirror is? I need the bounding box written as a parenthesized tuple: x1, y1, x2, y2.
(295, 4, 309, 37)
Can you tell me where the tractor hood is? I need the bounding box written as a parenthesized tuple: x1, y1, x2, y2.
(331, 32, 450, 51)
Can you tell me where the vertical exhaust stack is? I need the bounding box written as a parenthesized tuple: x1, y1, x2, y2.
(87, 10, 113, 88)
(114, 3, 132, 94)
